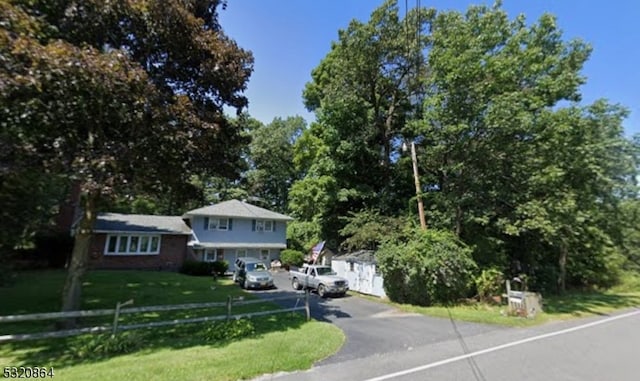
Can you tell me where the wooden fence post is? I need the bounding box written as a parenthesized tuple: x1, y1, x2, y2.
(1, 295, 309, 343)
(305, 290, 310, 321)
(112, 299, 133, 335)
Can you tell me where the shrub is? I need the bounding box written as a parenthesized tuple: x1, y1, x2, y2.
(179, 260, 213, 276)
(475, 268, 505, 302)
(280, 249, 305, 267)
(377, 228, 478, 306)
(211, 260, 229, 276)
(567, 247, 624, 290)
(69, 332, 142, 359)
(204, 319, 255, 342)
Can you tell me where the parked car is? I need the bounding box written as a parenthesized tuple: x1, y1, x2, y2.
(233, 258, 274, 289)
(289, 264, 348, 297)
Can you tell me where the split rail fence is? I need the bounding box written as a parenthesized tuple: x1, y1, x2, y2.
(0, 291, 310, 343)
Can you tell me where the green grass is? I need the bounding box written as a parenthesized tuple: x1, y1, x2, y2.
(0, 270, 262, 334)
(0, 270, 345, 380)
(352, 273, 640, 327)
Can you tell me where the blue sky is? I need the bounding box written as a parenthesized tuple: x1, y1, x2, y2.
(219, 0, 639, 137)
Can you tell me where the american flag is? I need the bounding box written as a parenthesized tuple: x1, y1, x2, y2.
(311, 241, 325, 263)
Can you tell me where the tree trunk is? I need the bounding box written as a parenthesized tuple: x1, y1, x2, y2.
(558, 243, 567, 294)
(60, 192, 98, 327)
(455, 205, 463, 237)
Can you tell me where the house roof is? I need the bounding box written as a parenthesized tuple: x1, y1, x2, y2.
(190, 242, 287, 249)
(93, 213, 192, 235)
(333, 250, 377, 264)
(183, 199, 293, 221)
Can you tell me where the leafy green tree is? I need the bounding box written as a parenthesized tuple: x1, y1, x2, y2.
(504, 103, 638, 291)
(339, 209, 407, 251)
(286, 220, 323, 253)
(407, 3, 639, 292)
(1, 1, 253, 313)
(295, 0, 638, 295)
(287, 121, 340, 246)
(415, 4, 591, 238)
(295, 0, 429, 244)
(247, 116, 306, 213)
(620, 198, 640, 271)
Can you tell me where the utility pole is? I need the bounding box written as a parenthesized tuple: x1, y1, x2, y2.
(405, 141, 427, 230)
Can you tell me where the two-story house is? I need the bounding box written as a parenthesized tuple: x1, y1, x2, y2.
(183, 199, 293, 270)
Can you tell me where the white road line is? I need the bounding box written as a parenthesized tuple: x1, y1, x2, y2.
(364, 308, 640, 381)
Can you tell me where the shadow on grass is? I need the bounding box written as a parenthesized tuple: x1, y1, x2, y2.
(543, 291, 640, 317)
(3, 312, 308, 369)
(1, 270, 312, 369)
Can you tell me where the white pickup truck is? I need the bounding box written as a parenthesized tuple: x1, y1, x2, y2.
(289, 265, 349, 297)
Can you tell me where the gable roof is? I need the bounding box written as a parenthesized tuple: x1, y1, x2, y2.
(184, 199, 293, 221)
(93, 213, 192, 235)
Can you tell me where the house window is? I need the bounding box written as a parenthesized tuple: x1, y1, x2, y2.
(260, 249, 270, 261)
(255, 220, 273, 232)
(107, 236, 117, 253)
(129, 236, 139, 252)
(105, 234, 161, 255)
(205, 248, 224, 262)
(236, 249, 247, 258)
(117, 236, 128, 253)
(349, 262, 354, 272)
(208, 218, 229, 231)
(150, 236, 160, 252)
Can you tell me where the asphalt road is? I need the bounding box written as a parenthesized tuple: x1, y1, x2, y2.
(248, 271, 500, 365)
(247, 271, 640, 381)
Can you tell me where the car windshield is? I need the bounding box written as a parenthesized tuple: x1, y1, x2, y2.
(316, 267, 335, 276)
(246, 263, 267, 272)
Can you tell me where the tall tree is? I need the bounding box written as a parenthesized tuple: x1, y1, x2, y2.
(521, 104, 635, 291)
(1, 0, 253, 313)
(415, 3, 637, 291)
(247, 116, 305, 212)
(416, 5, 591, 238)
(295, 0, 430, 244)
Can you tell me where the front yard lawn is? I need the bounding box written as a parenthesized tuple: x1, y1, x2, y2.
(0, 270, 344, 381)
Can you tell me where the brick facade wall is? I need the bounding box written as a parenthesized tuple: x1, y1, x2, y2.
(89, 234, 188, 271)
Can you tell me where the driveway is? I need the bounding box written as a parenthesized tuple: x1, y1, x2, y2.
(247, 270, 502, 364)
(247, 271, 640, 381)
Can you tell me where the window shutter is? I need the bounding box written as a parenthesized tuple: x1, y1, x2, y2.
(252, 219, 256, 231)
(272, 220, 276, 231)
(228, 218, 233, 231)
(204, 217, 209, 230)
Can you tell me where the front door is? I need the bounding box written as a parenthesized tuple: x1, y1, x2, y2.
(260, 249, 270, 263)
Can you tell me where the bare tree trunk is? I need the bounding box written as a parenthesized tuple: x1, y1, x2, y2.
(60, 192, 97, 328)
(558, 243, 567, 294)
